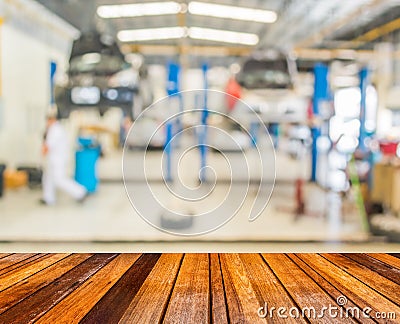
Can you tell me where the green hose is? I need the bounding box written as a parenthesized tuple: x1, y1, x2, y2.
(348, 154, 370, 233)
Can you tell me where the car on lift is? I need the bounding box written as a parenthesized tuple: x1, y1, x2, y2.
(233, 50, 309, 123)
(55, 32, 136, 119)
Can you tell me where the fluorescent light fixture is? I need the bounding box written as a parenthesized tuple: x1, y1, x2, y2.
(97, 2, 181, 19)
(188, 1, 277, 23)
(189, 27, 259, 45)
(118, 26, 259, 45)
(118, 27, 186, 42)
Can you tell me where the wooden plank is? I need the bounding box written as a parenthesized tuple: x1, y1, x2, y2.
(0, 254, 93, 314)
(0, 254, 70, 292)
(219, 253, 264, 323)
(296, 254, 400, 323)
(119, 254, 183, 323)
(240, 253, 305, 323)
(389, 254, 400, 259)
(322, 254, 400, 306)
(0, 254, 43, 275)
(367, 253, 400, 270)
(345, 254, 400, 286)
(163, 253, 209, 324)
(220, 254, 287, 323)
(0, 254, 12, 260)
(209, 254, 228, 324)
(262, 253, 355, 323)
(287, 253, 375, 324)
(80, 253, 160, 323)
(0, 253, 118, 323)
(36, 254, 141, 323)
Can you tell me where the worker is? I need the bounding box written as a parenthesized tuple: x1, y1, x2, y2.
(40, 113, 87, 205)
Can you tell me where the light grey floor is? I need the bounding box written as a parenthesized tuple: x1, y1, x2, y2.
(0, 242, 398, 253)
(1, 150, 397, 252)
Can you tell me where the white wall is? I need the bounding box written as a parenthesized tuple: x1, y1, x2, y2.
(0, 0, 78, 168)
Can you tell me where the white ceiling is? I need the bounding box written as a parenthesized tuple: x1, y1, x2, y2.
(34, 0, 400, 64)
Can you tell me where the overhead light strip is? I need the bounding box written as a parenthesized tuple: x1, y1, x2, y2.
(118, 27, 186, 42)
(188, 1, 277, 23)
(117, 27, 259, 45)
(97, 1, 277, 23)
(97, 2, 181, 18)
(189, 27, 259, 45)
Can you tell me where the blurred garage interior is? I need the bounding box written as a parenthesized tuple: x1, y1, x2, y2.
(1, 0, 400, 251)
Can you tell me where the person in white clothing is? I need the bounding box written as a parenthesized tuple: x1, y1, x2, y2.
(40, 114, 87, 205)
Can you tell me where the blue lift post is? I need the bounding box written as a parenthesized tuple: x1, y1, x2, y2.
(358, 67, 376, 190)
(249, 121, 259, 147)
(50, 61, 57, 105)
(166, 61, 183, 132)
(164, 61, 182, 182)
(164, 122, 173, 182)
(199, 63, 209, 182)
(358, 67, 369, 153)
(311, 63, 330, 182)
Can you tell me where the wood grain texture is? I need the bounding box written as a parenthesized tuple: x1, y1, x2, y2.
(80, 253, 161, 324)
(163, 253, 210, 324)
(0, 254, 93, 314)
(0, 253, 70, 292)
(37, 253, 141, 324)
(297, 254, 400, 323)
(209, 253, 228, 324)
(0, 253, 118, 323)
(262, 253, 355, 324)
(220, 253, 268, 324)
(241, 253, 305, 324)
(0, 254, 12, 260)
(0, 254, 44, 275)
(287, 253, 376, 324)
(0, 253, 398, 323)
(322, 253, 400, 306)
(345, 253, 400, 286)
(367, 253, 400, 270)
(389, 253, 400, 259)
(119, 253, 183, 324)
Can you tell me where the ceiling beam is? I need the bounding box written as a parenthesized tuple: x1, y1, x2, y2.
(121, 44, 252, 57)
(293, 47, 400, 60)
(295, 0, 386, 48)
(339, 16, 400, 49)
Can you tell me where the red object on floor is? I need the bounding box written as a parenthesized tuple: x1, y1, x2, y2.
(379, 141, 398, 156)
(295, 178, 305, 215)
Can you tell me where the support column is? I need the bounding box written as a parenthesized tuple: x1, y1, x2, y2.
(358, 67, 369, 152)
(311, 63, 329, 182)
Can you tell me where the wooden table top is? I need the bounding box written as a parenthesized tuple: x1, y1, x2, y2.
(0, 253, 399, 323)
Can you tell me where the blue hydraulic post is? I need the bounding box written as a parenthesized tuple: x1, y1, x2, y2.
(311, 63, 329, 182)
(358, 67, 369, 153)
(167, 61, 180, 96)
(50, 61, 57, 105)
(249, 121, 259, 147)
(167, 61, 183, 133)
(199, 63, 209, 182)
(164, 122, 173, 182)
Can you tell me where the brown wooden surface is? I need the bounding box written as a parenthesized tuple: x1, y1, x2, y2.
(0, 253, 398, 323)
(262, 253, 355, 324)
(163, 253, 210, 323)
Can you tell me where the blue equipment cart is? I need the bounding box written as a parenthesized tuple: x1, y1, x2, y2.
(75, 137, 101, 193)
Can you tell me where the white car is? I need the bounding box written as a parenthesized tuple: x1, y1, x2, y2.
(233, 51, 309, 125)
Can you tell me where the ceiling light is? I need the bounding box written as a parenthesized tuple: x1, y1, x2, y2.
(117, 26, 259, 45)
(97, 2, 181, 19)
(189, 27, 259, 45)
(118, 27, 186, 42)
(188, 1, 277, 23)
